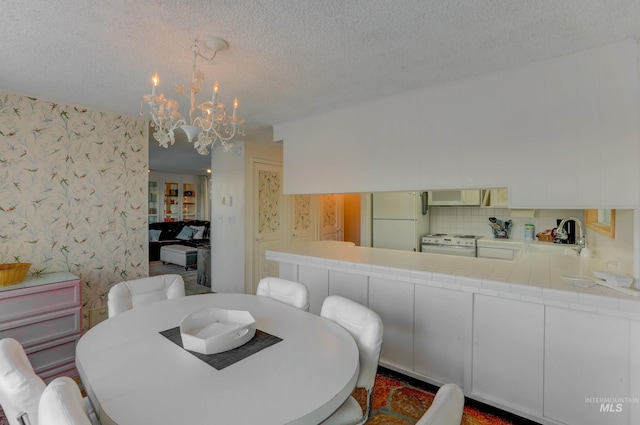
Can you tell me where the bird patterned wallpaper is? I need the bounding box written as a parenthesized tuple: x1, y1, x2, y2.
(0, 91, 148, 331)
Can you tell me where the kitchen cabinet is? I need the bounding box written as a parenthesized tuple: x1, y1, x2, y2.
(0, 273, 81, 382)
(476, 241, 521, 261)
(328, 270, 368, 306)
(480, 188, 509, 208)
(298, 265, 329, 315)
(268, 243, 640, 425)
(428, 190, 480, 206)
(544, 307, 630, 425)
(414, 285, 471, 388)
(476, 246, 515, 260)
(472, 295, 544, 417)
(369, 277, 414, 371)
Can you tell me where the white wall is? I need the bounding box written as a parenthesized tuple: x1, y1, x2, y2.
(275, 39, 639, 210)
(210, 142, 246, 293)
(209, 141, 284, 294)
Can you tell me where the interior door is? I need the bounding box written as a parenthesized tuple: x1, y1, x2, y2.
(320, 194, 344, 241)
(291, 194, 313, 244)
(252, 162, 284, 294)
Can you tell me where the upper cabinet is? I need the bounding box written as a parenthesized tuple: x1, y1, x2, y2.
(428, 190, 481, 206)
(480, 188, 509, 208)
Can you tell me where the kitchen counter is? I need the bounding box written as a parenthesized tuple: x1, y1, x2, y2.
(266, 240, 640, 318)
(267, 241, 640, 425)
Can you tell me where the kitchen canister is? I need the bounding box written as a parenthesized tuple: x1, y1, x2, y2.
(524, 224, 535, 240)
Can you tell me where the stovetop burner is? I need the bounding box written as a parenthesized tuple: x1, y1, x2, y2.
(421, 233, 483, 247)
(424, 233, 481, 239)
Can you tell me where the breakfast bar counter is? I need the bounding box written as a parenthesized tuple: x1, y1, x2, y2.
(266, 241, 640, 425)
(267, 240, 640, 312)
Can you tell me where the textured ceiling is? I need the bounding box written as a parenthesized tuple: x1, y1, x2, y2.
(2, 1, 640, 174)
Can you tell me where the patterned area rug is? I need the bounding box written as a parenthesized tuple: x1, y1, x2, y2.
(353, 369, 537, 425)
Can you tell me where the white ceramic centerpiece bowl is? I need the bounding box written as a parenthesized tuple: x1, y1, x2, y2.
(180, 308, 256, 355)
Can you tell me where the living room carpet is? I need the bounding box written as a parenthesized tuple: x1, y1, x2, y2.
(149, 260, 210, 295)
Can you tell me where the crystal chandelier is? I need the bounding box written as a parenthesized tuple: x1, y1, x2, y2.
(141, 37, 245, 155)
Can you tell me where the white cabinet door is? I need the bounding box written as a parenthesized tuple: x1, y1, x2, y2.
(298, 265, 329, 315)
(369, 277, 414, 371)
(414, 285, 472, 388)
(472, 295, 544, 417)
(328, 271, 368, 306)
(544, 307, 630, 425)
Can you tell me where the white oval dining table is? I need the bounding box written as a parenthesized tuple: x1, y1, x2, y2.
(76, 293, 360, 425)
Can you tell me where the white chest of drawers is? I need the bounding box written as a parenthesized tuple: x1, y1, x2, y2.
(0, 272, 81, 382)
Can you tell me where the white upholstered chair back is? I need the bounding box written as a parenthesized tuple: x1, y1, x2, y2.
(108, 274, 185, 318)
(256, 277, 310, 311)
(320, 295, 384, 425)
(416, 383, 465, 425)
(38, 377, 92, 425)
(0, 338, 46, 425)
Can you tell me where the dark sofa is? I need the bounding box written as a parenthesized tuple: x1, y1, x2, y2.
(148, 220, 210, 261)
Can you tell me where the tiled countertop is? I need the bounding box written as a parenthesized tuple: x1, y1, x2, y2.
(266, 241, 640, 319)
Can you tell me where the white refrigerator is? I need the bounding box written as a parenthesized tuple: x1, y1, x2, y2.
(372, 192, 429, 251)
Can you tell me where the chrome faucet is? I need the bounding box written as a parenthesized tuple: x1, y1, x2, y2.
(555, 216, 587, 254)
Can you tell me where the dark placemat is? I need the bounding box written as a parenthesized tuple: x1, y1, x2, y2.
(159, 327, 282, 370)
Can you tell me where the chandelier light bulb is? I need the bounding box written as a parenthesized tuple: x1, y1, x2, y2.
(212, 81, 219, 104)
(151, 73, 160, 95)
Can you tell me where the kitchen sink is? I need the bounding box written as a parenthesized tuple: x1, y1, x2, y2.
(526, 244, 578, 256)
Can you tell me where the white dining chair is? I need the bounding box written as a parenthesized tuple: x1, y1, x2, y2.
(38, 377, 94, 425)
(256, 277, 310, 311)
(0, 338, 46, 425)
(416, 383, 465, 425)
(107, 274, 185, 318)
(319, 295, 383, 425)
